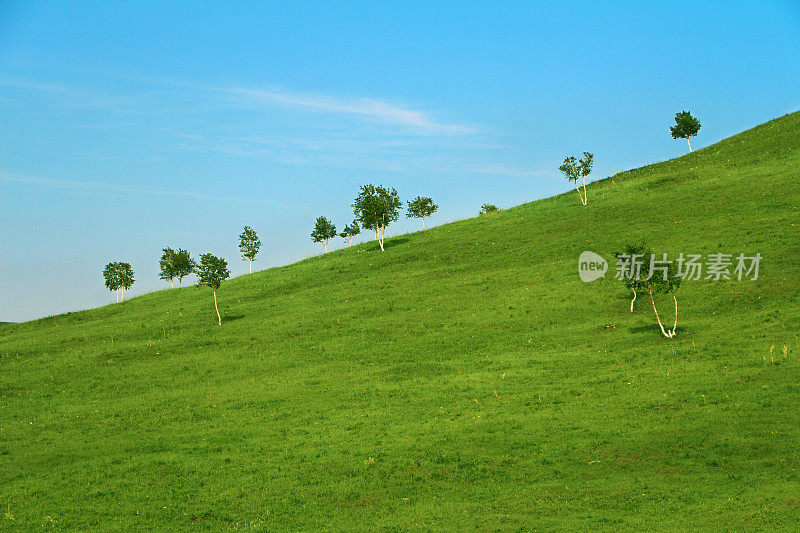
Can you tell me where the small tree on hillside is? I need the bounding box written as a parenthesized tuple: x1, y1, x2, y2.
(670, 110, 701, 152)
(117, 263, 135, 302)
(172, 249, 195, 287)
(195, 253, 230, 326)
(160, 248, 195, 287)
(558, 152, 593, 205)
(311, 216, 337, 253)
(352, 184, 402, 252)
(339, 219, 361, 246)
(479, 203, 498, 215)
(615, 243, 649, 312)
(406, 196, 438, 230)
(159, 248, 177, 288)
(646, 255, 681, 338)
(239, 226, 261, 273)
(103, 262, 122, 303)
(618, 249, 681, 338)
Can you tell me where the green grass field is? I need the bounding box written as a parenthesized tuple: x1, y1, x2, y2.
(2, 112, 799, 530)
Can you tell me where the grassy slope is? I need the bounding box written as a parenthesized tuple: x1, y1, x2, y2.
(2, 112, 799, 530)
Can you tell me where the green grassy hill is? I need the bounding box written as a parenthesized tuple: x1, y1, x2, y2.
(2, 112, 799, 530)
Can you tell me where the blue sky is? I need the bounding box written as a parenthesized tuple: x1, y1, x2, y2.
(2, 1, 799, 322)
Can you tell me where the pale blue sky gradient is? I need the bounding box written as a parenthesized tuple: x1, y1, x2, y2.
(2, 1, 799, 321)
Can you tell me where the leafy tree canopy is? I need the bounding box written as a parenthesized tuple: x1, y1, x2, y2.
(159, 248, 177, 282)
(558, 156, 580, 183)
(172, 249, 195, 283)
(239, 226, 261, 262)
(195, 253, 230, 291)
(103, 262, 122, 291)
(311, 216, 337, 244)
(339, 219, 361, 239)
(117, 263, 135, 290)
(670, 110, 701, 140)
(406, 196, 438, 219)
(479, 203, 499, 215)
(352, 184, 402, 231)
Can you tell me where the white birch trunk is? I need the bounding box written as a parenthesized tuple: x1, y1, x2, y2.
(648, 284, 672, 338)
(213, 289, 221, 326)
(575, 185, 585, 205)
(582, 176, 587, 205)
(670, 289, 678, 336)
(630, 287, 637, 313)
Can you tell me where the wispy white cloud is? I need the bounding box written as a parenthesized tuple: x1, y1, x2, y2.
(1, 73, 547, 177)
(225, 87, 477, 135)
(1, 74, 479, 135)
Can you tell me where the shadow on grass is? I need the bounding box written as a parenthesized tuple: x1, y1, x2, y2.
(628, 323, 691, 337)
(223, 314, 245, 322)
(382, 237, 410, 249)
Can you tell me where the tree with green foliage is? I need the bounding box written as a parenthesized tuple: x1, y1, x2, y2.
(103, 262, 122, 302)
(618, 248, 682, 338)
(159, 248, 177, 288)
(172, 249, 195, 287)
(160, 248, 195, 287)
(479, 203, 498, 215)
(558, 152, 593, 205)
(311, 216, 337, 253)
(352, 184, 402, 252)
(615, 243, 649, 312)
(339, 219, 361, 246)
(103, 261, 135, 302)
(118, 263, 135, 301)
(670, 110, 701, 152)
(194, 253, 230, 326)
(239, 226, 261, 273)
(406, 196, 438, 230)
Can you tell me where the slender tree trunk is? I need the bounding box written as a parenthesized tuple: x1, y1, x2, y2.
(348, 237, 353, 246)
(120, 287, 124, 302)
(213, 289, 221, 326)
(324, 241, 328, 253)
(670, 289, 678, 336)
(648, 284, 671, 338)
(374, 226, 379, 241)
(170, 279, 174, 289)
(422, 217, 426, 230)
(687, 138, 692, 152)
(630, 287, 637, 312)
(582, 176, 587, 205)
(575, 185, 585, 205)
(249, 260, 252, 274)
